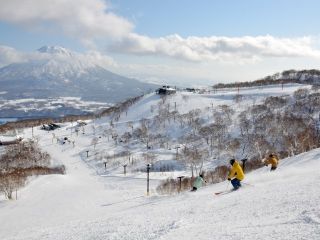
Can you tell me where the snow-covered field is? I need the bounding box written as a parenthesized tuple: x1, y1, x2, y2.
(0, 97, 111, 119)
(1, 84, 319, 240)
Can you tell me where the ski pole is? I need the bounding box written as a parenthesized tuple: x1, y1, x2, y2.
(225, 180, 230, 191)
(214, 181, 231, 195)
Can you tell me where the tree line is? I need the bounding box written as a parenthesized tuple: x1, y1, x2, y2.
(0, 140, 65, 199)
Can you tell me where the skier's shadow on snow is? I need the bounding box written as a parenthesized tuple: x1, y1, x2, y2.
(101, 196, 166, 210)
(101, 196, 144, 207)
(0, 200, 8, 208)
(120, 196, 170, 211)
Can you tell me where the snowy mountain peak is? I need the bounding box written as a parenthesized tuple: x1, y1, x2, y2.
(37, 46, 73, 57)
(0, 46, 158, 104)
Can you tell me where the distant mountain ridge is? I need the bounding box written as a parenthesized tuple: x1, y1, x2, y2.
(0, 46, 158, 103)
(263, 69, 320, 82)
(213, 69, 320, 89)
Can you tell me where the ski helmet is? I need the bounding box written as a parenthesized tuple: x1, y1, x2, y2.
(229, 159, 235, 165)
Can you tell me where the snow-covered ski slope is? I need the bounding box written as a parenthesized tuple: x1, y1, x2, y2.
(113, 83, 310, 123)
(1, 83, 320, 240)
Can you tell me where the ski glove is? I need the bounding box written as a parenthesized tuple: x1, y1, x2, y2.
(227, 178, 231, 181)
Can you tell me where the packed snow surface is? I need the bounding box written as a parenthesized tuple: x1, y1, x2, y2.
(0, 84, 319, 240)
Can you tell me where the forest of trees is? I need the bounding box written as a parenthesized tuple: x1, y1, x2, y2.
(0, 140, 65, 199)
(213, 69, 320, 89)
(2, 83, 320, 196)
(88, 86, 320, 194)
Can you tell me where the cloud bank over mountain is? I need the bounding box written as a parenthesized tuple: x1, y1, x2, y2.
(0, 45, 158, 104)
(0, 46, 25, 67)
(1, 0, 320, 63)
(110, 34, 320, 62)
(0, 45, 116, 68)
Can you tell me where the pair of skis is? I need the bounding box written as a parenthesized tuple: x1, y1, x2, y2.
(214, 182, 254, 196)
(214, 190, 234, 195)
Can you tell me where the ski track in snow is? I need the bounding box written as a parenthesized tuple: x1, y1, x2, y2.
(1, 84, 320, 240)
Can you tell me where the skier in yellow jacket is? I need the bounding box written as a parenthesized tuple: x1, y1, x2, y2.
(264, 154, 278, 171)
(227, 159, 245, 190)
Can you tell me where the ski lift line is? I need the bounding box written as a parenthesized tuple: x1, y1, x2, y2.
(213, 83, 292, 93)
(109, 116, 154, 126)
(77, 150, 104, 174)
(80, 151, 134, 177)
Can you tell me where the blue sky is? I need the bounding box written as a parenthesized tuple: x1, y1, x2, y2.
(0, 0, 320, 86)
(112, 0, 320, 37)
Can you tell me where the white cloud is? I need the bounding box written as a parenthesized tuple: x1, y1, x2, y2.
(0, 45, 117, 69)
(110, 34, 320, 62)
(2, 45, 320, 87)
(1, 1, 320, 63)
(80, 50, 118, 68)
(0, 0, 133, 45)
(0, 46, 26, 67)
